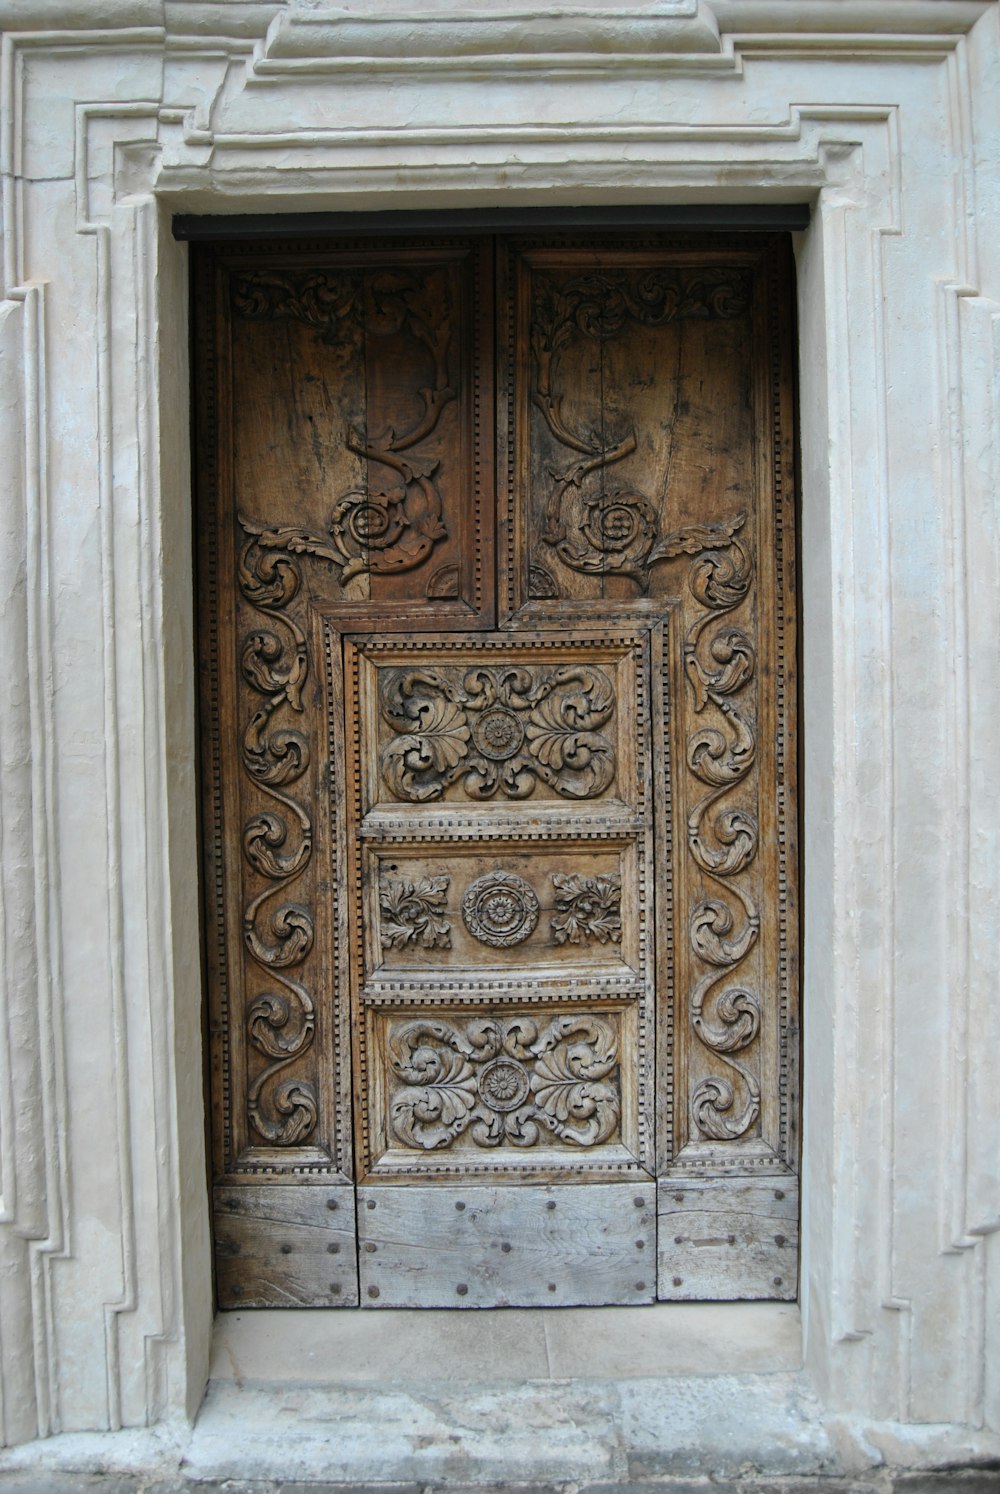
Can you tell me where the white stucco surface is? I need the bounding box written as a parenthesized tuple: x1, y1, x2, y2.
(0, 0, 998, 1478)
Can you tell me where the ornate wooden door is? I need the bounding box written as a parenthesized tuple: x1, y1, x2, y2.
(194, 231, 799, 1309)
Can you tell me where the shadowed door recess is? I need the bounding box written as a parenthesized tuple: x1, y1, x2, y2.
(194, 231, 799, 1309)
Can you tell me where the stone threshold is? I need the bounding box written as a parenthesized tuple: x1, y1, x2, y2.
(209, 1304, 803, 1387)
(1, 1307, 998, 1489)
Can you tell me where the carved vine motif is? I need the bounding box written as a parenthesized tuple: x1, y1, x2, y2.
(462, 871, 539, 947)
(238, 526, 319, 1145)
(379, 664, 616, 802)
(233, 267, 454, 585)
(530, 267, 751, 589)
(683, 524, 762, 1141)
(550, 872, 622, 945)
(388, 1014, 620, 1150)
(380, 875, 452, 950)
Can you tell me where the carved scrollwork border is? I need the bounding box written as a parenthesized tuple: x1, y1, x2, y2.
(682, 520, 762, 1142)
(236, 525, 319, 1147)
(232, 265, 455, 588)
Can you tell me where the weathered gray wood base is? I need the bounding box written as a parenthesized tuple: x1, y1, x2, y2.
(214, 1184, 359, 1308)
(357, 1182, 656, 1307)
(657, 1177, 798, 1300)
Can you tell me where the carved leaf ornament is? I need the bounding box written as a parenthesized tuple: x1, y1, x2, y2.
(233, 267, 454, 585)
(237, 528, 319, 1146)
(550, 872, 623, 945)
(379, 876, 452, 950)
(379, 664, 617, 801)
(683, 523, 763, 1141)
(388, 1015, 621, 1150)
(531, 267, 752, 589)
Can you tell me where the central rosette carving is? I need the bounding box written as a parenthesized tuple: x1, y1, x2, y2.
(472, 706, 525, 761)
(477, 1057, 530, 1112)
(462, 871, 539, 947)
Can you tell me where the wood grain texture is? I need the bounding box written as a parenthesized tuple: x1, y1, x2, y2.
(214, 1184, 359, 1308)
(344, 630, 656, 1189)
(195, 232, 799, 1309)
(357, 1183, 656, 1307)
(656, 1177, 798, 1301)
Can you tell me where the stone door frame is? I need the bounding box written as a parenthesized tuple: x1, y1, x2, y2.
(0, 0, 997, 1447)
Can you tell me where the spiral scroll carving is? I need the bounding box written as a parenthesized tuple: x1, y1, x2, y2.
(238, 522, 318, 1145)
(530, 267, 752, 589)
(683, 519, 762, 1141)
(233, 267, 454, 585)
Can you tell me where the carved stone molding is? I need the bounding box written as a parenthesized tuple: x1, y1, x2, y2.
(1, 0, 997, 1450)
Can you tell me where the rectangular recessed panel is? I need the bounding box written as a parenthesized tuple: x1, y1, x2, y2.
(358, 1183, 656, 1307)
(657, 1178, 799, 1301)
(350, 633, 647, 821)
(214, 1184, 359, 1309)
(361, 1000, 646, 1178)
(366, 839, 640, 980)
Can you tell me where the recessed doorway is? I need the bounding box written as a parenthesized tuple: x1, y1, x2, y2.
(192, 228, 799, 1309)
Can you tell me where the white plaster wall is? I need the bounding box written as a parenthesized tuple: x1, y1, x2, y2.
(0, 0, 997, 1454)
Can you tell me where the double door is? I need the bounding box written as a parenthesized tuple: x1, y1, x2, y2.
(195, 230, 799, 1308)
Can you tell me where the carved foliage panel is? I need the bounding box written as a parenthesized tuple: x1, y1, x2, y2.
(364, 1002, 643, 1178)
(345, 630, 656, 1185)
(350, 634, 645, 819)
(219, 238, 493, 625)
(366, 840, 638, 978)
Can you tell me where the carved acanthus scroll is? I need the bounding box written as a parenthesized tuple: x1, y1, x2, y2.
(682, 521, 762, 1141)
(379, 664, 617, 802)
(550, 872, 623, 946)
(387, 1014, 621, 1150)
(379, 876, 452, 950)
(530, 268, 751, 589)
(238, 526, 318, 1145)
(233, 267, 454, 584)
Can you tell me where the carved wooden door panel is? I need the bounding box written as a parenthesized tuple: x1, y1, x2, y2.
(194, 231, 799, 1309)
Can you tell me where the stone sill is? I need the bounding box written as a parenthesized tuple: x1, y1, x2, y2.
(210, 1301, 803, 1386)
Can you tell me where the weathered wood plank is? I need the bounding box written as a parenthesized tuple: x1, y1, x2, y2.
(358, 1183, 655, 1307)
(214, 1184, 359, 1308)
(657, 1178, 798, 1301)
